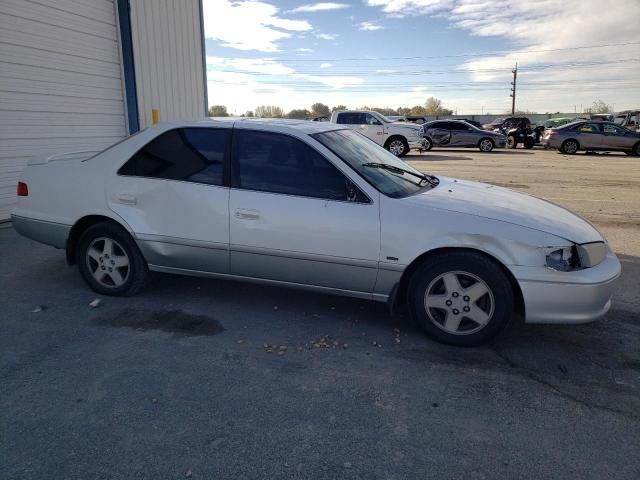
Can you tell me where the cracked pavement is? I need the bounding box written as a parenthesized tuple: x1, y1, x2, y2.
(1, 148, 639, 479)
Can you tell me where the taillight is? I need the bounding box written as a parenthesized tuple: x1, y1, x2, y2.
(17, 182, 28, 196)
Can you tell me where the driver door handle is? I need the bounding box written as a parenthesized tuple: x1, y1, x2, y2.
(115, 193, 137, 205)
(235, 208, 260, 220)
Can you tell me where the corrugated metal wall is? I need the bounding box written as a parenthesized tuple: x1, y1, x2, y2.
(0, 0, 128, 220)
(129, 0, 206, 130)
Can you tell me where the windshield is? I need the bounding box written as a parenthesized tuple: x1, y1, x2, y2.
(313, 129, 437, 198)
(490, 118, 505, 125)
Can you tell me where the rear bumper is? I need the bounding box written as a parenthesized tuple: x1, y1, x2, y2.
(11, 214, 70, 249)
(513, 250, 621, 324)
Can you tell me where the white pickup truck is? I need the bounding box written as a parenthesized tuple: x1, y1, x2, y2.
(329, 110, 424, 156)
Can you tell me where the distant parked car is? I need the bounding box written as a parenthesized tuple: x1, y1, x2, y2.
(330, 110, 424, 156)
(482, 117, 532, 132)
(614, 110, 639, 132)
(590, 113, 615, 122)
(422, 120, 506, 152)
(541, 120, 640, 155)
(543, 117, 575, 130)
(12, 119, 621, 346)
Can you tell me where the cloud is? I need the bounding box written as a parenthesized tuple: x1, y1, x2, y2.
(295, 48, 314, 53)
(364, 0, 453, 17)
(289, 2, 350, 13)
(320, 62, 333, 68)
(202, 0, 311, 52)
(357, 21, 384, 31)
(315, 33, 339, 40)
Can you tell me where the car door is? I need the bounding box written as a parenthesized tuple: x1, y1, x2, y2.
(601, 123, 633, 149)
(108, 127, 231, 273)
(448, 122, 476, 147)
(426, 121, 451, 146)
(574, 123, 603, 149)
(358, 113, 385, 144)
(228, 127, 380, 294)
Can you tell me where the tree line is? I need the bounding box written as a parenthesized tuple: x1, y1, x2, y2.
(208, 97, 454, 119)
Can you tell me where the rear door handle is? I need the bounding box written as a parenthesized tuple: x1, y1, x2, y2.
(235, 208, 260, 220)
(115, 193, 137, 205)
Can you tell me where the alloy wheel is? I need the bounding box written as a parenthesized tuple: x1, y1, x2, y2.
(479, 139, 493, 152)
(86, 237, 130, 288)
(389, 140, 406, 156)
(423, 271, 495, 335)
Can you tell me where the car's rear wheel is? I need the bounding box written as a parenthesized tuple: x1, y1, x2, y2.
(385, 137, 409, 156)
(506, 135, 517, 149)
(560, 139, 579, 154)
(408, 251, 514, 346)
(423, 137, 433, 151)
(478, 138, 494, 152)
(633, 142, 640, 156)
(523, 136, 535, 149)
(76, 222, 149, 296)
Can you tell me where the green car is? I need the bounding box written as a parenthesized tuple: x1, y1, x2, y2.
(543, 117, 574, 129)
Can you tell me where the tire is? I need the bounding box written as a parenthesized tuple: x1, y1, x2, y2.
(407, 251, 514, 346)
(633, 142, 640, 156)
(385, 136, 409, 157)
(478, 137, 494, 152)
(506, 135, 517, 149)
(423, 137, 433, 151)
(76, 222, 149, 296)
(523, 136, 535, 149)
(560, 139, 579, 154)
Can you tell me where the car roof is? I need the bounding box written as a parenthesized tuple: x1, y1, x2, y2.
(146, 117, 345, 135)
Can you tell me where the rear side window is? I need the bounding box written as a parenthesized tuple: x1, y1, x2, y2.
(118, 128, 229, 185)
(575, 123, 600, 133)
(336, 112, 364, 125)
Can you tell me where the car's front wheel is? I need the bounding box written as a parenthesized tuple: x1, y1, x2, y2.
(506, 135, 517, 149)
(633, 142, 640, 156)
(423, 137, 433, 151)
(385, 136, 409, 156)
(478, 138, 494, 152)
(408, 251, 514, 346)
(76, 222, 149, 296)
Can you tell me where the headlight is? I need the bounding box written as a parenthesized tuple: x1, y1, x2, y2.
(545, 246, 581, 271)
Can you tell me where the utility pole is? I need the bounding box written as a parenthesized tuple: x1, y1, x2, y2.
(510, 63, 518, 115)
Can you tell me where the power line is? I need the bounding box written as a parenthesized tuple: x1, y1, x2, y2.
(268, 41, 640, 63)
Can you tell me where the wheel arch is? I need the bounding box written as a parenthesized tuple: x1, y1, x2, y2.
(392, 246, 524, 319)
(66, 214, 134, 265)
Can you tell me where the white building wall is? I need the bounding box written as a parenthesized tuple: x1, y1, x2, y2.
(0, 0, 128, 220)
(129, 0, 206, 129)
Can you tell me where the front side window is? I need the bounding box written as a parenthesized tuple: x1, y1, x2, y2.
(448, 122, 468, 131)
(602, 123, 626, 134)
(314, 129, 436, 198)
(234, 130, 363, 201)
(364, 113, 381, 125)
(118, 128, 229, 185)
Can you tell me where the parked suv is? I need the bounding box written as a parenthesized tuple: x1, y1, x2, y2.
(330, 110, 424, 156)
(423, 120, 506, 152)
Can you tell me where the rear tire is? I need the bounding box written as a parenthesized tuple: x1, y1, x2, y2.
(523, 137, 535, 149)
(633, 142, 640, 156)
(560, 139, 579, 154)
(408, 251, 514, 346)
(76, 222, 149, 296)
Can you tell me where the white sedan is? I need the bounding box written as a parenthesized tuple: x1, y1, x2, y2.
(12, 119, 621, 346)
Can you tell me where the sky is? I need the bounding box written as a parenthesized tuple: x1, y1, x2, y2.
(202, 0, 640, 115)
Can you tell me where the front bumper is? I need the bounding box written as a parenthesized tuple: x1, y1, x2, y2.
(409, 138, 426, 149)
(512, 249, 621, 324)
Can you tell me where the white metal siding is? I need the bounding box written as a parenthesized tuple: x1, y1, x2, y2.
(129, 0, 206, 129)
(0, 0, 127, 220)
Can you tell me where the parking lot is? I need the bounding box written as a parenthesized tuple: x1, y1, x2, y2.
(1, 147, 639, 479)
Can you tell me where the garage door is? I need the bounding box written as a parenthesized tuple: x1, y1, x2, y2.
(0, 0, 127, 221)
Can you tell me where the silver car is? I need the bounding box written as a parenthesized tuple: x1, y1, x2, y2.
(542, 120, 640, 155)
(12, 119, 620, 346)
(423, 120, 506, 152)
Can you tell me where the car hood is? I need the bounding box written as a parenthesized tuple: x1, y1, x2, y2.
(408, 176, 602, 243)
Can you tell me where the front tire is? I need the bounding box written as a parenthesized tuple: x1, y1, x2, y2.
(423, 137, 433, 151)
(506, 135, 517, 149)
(560, 139, 579, 154)
(633, 142, 640, 156)
(478, 138, 494, 152)
(408, 251, 514, 346)
(76, 222, 149, 296)
(385, 137, 409, 157)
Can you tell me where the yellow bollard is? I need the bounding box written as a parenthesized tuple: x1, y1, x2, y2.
(152, 109, 160, 124)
